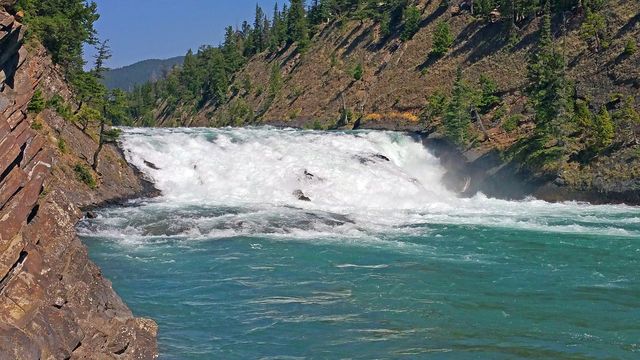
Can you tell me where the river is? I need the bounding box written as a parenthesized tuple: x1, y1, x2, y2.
(78, 127, 640, 359)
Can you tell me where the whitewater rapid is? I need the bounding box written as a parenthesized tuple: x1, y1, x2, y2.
(80, 127, 640, 241)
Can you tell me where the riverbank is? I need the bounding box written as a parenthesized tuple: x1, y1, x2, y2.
(0, 7, 158, 357)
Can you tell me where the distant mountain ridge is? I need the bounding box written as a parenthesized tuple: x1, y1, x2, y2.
(103, 56, 184, 91)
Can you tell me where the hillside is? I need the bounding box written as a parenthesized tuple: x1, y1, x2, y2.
(132, 0, 640, 204)
(103, 56, 184, 91)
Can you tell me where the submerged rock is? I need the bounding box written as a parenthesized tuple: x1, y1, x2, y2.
(299, 169, 323, 182)
(372, 154, 390, 162)
(355, 153, 391, 165)
(293, 189, 311, 201)
(303, 169, 316, 180)
(144, 160, 160, 170)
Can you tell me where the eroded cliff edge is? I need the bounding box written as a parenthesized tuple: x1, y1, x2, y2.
(0, 7, 157, 359)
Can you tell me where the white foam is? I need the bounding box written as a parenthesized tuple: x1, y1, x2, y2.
(106, 127, 640, 239)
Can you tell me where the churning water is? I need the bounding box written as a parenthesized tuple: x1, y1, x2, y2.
(78, 127, 640, 359)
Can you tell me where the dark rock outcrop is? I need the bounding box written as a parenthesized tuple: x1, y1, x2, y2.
(0, 6, 157, 359)
(293, 189, 311, 201)
(422, 133, 640, 205)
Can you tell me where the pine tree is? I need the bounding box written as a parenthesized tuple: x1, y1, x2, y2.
(17, 0, 99, 73)
(527, 0, 570, 140)
(431, 21, 454, 57)
(93, 39, 111, 78)
(253, 5, 266, 52)
(287, 0, 308, 45)
(222, 26, 244, 72)
(268, 63, 283, 99)
(202, 51, 228, 106)
(614, 97, 640, 144)
(269, 3, 286, 52)
(593, 106, 614, 150)
(580, 7, 606, 52)
(400, 5, 420, 41)
(444, 68, 474, 145)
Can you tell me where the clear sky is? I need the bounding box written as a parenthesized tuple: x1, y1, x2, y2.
(85, 0, 279, 69)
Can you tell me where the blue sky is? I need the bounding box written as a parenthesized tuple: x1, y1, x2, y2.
(85, 0, 280, 69)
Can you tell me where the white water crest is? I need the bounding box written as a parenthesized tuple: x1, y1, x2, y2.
(84, 127, 640, 240)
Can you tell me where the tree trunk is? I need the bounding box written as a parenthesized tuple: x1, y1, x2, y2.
(74, 100, 84, 115)
(472, 108, 491, 141)
(92, 119, 105, 171)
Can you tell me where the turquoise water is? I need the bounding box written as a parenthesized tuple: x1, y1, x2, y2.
(79, 128, 640, 359)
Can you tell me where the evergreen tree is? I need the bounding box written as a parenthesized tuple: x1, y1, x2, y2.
(444, 68, 474, 145)
(478, 75, 500, 112)
(202, 50, 229, 106)
(431, 21, 454, 57)
(179, 49, 203, 100)
(222, 27, 244, 72)
(269, 3, 287, 52)
(527, 0, 570, 140)
(93, 39, 111, 78)
(16, 0, 99, 73)
(105, 89, 131, 126)
(287, 0, 308, 45)
(614, 97, 640, 144)
(268, 63, 283, 99)
(593, 106, 614, 150)
(252, 5, 266, 53)
(400, 5, 420, 41)
(580, 7, 606, 52)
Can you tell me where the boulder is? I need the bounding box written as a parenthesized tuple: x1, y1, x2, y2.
(293, 189, 311, 201)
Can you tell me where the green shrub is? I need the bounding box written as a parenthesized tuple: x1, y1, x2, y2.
(420, 91, 448, 123)
(352, 63, 363, 81)
(493, 104, 507, 122)
(74, 163, 96, 189)
(291, 86, 304, 98)
(30, 121, 43, 130)
(27, 89, 46, 114)
(47, 94, 74, 121)
(228, 99, 254, 125)
(309, 119, 323, 130)
(57, 138, 67, 153)
(624, 38, 637, 56)
(330, 52, 338, 68)
(502, 115, 522, 132)
(288, 108, 301, 120)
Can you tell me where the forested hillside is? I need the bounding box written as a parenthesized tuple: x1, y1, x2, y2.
(103, 56, 185, 91)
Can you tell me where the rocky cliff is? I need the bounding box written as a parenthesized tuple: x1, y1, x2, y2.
(0, 6, 157, 359)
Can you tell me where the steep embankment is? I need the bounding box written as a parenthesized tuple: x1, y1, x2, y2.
(154, 0, 640, 204)
(0, 6, 157, 359)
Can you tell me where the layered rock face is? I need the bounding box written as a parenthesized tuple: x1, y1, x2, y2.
(0, 7, 157, 360)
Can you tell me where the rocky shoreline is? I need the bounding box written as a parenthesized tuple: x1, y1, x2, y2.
(0, 6, 157, 359)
